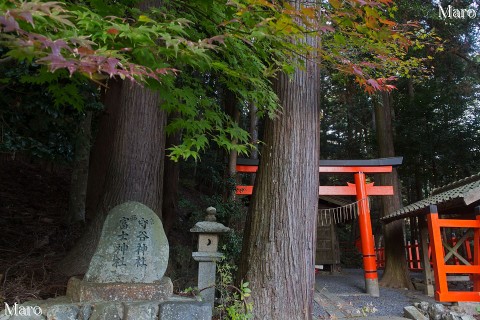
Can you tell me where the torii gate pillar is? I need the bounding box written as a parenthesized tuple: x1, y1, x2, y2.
(354, 172, 379, 297)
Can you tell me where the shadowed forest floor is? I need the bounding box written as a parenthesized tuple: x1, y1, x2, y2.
(0, 159, 81, 304)
(0, 159, 200, 306)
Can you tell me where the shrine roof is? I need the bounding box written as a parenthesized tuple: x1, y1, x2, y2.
(237, 157, 404, 167)
(319, 195, 352, 207)
(382, 172, 480, 223)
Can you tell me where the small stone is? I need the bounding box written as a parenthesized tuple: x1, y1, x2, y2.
(457, 302, 480, 316)
(159, 299, 212, 320)
(429, 303, 447, 320)
(78, 305, 92, 320)
(442, 311, 461, 320)
(66, 277, 82, 301)
(418, 301, 430, 312)
(89, 302, 123, 320)
(205, 207, 216, 222)
(46, 304, 79, 320)
(123, 301, 159, 320)
(404, 306, 428, 320)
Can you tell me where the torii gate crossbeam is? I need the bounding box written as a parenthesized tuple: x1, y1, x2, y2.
(319, 158, 402, 297)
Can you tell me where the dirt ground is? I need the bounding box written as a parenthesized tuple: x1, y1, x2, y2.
(0, 158, 85, 305)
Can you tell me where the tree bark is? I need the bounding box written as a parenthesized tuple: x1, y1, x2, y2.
(67, 111, 93, 224)
(249, 102, 259, 186)
(375, 92, 413, 289)
(238, 9, 320, 318)
(162, 113, 182, 235)
(84, 86, 121, 221)
(58, 79, 167, 275)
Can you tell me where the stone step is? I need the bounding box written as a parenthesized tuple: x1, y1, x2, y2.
(314, 290, 364, 318)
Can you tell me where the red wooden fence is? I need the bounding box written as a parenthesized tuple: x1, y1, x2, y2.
(373, 237, 474, 271)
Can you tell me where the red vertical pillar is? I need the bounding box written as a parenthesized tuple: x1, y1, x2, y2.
(354, 172, 380, 297)
(427, 205, 448, 300)
(474, 206, 480, 292)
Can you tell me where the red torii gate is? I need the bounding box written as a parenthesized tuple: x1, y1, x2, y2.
(236, 157, 403, 297)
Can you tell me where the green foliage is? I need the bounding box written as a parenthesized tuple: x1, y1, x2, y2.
(320, 0, 480, 205)
(216, 259, 253, 320)
(0, 56, 102, 161)
(392, 0, 480, 199)
(0, 0, 193, 81)
(177, 153, 246, 264)
(1, 0, 436, 161)
(178, 259, 253, 319)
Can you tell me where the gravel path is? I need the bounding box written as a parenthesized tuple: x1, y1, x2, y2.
(314, 269, 436, 319)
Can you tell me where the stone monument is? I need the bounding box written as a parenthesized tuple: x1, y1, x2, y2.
(67, 201, 173, 301)
(2, 202, 212, 320)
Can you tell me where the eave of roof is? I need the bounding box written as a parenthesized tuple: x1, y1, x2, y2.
(382, 173, 480, 223)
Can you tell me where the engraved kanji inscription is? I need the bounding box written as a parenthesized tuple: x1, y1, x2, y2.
(137, 230, 149, 241)
(114, 242, 129, 256)
(136, 243, 148, 255)
(135, 256, 147, 267)
(113, 254, 127, 267)
(117, 230, 129, 241)
(120, 217, 129, 229)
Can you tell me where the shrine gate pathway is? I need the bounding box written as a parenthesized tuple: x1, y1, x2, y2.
(313, 269, 435, 319)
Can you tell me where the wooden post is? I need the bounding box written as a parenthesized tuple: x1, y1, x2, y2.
(419, 216, 434, 297)
(474, 206, 480, 292)
(407, 241, 413, 270)
(427, 205, 449, 301)
(354, 172, 379, 297)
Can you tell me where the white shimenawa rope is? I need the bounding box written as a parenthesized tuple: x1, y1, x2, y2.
(318, 197, 370, 226)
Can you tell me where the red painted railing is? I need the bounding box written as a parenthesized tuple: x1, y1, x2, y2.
(373, 237, 474, 271)
(427, 206, 480, 302)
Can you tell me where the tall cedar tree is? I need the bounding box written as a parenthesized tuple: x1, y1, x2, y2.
(375, 92, 413, 289)
(59, 79, 166, 275)
(238, 1, 321, 317)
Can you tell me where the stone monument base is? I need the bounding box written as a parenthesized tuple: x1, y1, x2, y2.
(1, 295, 212, 320)
(66, 276, 173, 302)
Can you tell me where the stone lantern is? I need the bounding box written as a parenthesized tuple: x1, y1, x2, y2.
(190, 207, 230, 308)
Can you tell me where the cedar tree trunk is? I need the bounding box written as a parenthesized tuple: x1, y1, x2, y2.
(238, 11, 320, 318)
(67, 111, 93, 224)
(375, 92, 413, 289)
(249, 102, 259, 186)
(58, 79, 167, 275)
